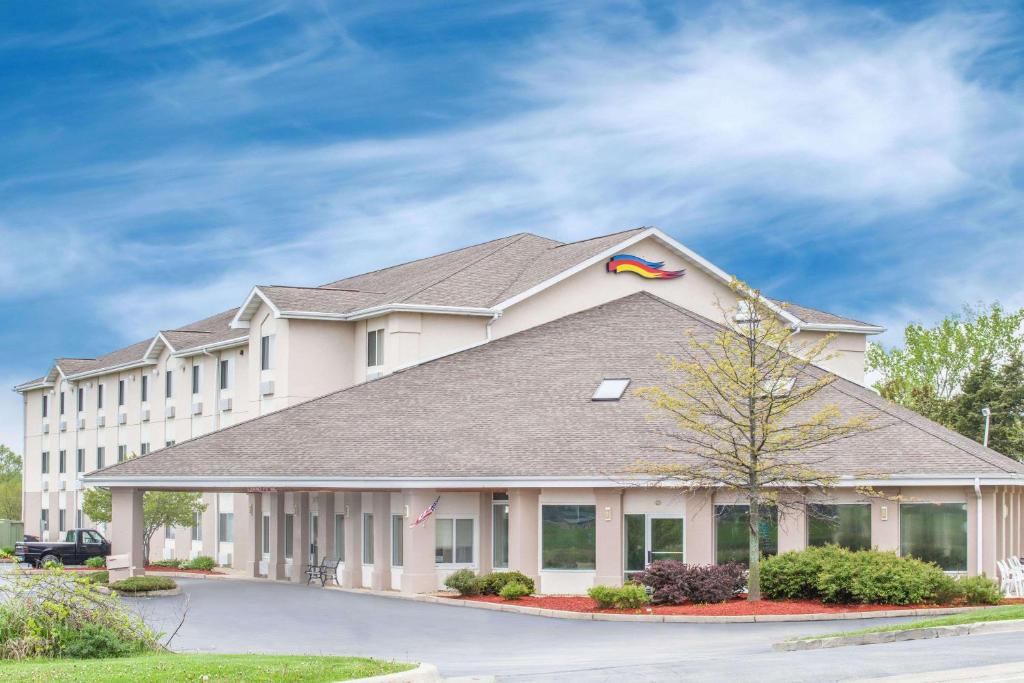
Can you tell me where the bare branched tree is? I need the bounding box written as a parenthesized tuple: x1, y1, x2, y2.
(633, 279, 880, 600)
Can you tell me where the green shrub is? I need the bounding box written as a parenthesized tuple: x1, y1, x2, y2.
(150, 559, 182, 568)
(443, 569, 481, 596)
(83, 570, 109, 585)
(84, 556, 107, 568)
(42, 559, 62, 569)
(109, 576, 177, 593)
(763, 547, 964, 606)
(180, 555, 215, 571)
(588, 584, 650, 610)
(0, 567, 158, 660)
(477, 571, 536, 596)
(958, 575, 1002, 605)
(499, 581, 531, 600)
(0, 546, 14, 557)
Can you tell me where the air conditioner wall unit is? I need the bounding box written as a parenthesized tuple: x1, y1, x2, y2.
(96, 415, 106, 428)
(142, 408, 150, 422)
(42, 423, 50, 434)
(219, 398, 233, 412)
(58, 480, 66, 490)
(59, 420, 67, 432)
(191, 402, 203, 416)
(77, 417, 86, 430)
(42, 480, 49, 491)
(165, 405, 176, 419)
(117, 412, 127, 425)
(260, 381, 275, 396)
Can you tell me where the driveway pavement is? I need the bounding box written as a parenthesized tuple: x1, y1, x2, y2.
(126, 578, 1024, 682)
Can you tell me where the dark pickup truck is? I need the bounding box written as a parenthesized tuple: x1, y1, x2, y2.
(15, 529, 110, 567)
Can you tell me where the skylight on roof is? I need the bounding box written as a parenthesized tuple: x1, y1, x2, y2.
(592, 378, 631, 401)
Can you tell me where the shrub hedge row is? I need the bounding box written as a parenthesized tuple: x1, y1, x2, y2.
(443, 569, 536, 598)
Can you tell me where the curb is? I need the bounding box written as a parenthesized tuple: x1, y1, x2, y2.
(324, 586, 989, 624)
(353, 663, 441, 683)
(773, 617, 1024, 651)
(93, 585, 183, 597)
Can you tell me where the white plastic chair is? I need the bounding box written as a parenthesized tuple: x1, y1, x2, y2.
(998, 559, 1023, 598)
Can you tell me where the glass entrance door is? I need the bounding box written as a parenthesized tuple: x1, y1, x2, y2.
(649, 517, 684, 563)
(625, 514, 684, 578)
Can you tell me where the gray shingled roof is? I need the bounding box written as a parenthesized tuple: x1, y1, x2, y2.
(770, 299, 877, 328)
(91, 292, 1023, 482)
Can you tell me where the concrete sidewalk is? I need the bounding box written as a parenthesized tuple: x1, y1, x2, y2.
(853, 661, 1024, 682)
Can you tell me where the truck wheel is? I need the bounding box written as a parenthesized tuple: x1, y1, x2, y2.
(39, 554, 62, 567)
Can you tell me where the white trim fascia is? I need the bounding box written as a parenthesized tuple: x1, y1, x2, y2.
(66, 359, 158, 382)
(339, 304, 495, 321)
(491, 227, 805, 328)
(229, 286, 279, 329)
(171, 336, 248, 359)
(798, 323, 887, 334)
(143, 332, 175, 361)
(83, 473, 1024, 490)
(13, 379, 54, 393)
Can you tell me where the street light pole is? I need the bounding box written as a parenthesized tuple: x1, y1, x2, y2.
(981, 407, 991, 448)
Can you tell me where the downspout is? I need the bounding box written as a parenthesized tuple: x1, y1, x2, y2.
(974, 477, 983, 576)
(485, 311, 503, 342)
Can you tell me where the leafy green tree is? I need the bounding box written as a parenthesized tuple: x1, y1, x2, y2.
(0, 444, 22, 520)
(944, 353, 1024, 460)
(84, 486, 206, 565)
(634, 280, 878, 600)
(867, 303, 1024, 423)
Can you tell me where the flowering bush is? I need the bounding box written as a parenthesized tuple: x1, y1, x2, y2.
(0, 567, 159, 660)
(634, 561, 747, 604)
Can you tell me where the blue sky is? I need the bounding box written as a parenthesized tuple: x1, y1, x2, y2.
(2, 1, 1024, 449)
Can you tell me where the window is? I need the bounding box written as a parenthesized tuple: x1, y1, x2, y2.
(492, 496, 509, 569)
(592, 378, 630, 401)
(77, 387, 84, 412)
(367, 329, 384, 369)
(58, 450, 66, 474)
(42, 395, 48, 418)
(715, 505, 778, 566)
(117, 445, 127, 463)
(140, 443, 150, 455)
(900, 503, 967, 571)
(76, 509, 83, 529)
(260, 335, 273, 371)
(192, 511, 202, 541)
(82, 530, 102, 544)
(118, 380, 125, 406)
(541, 505, 596, 570)
(362, 513, 374, 564)
(624, 514, 645, 574)
(219, 512, 234, 543)
(165, 440, 175, 448)
(334, 514, 345, 561)
(59, 391, 65, 415)
(261, 515, 270, 553)
(165, 525, 176, 540)
(165, 371, 173, 399)
(76, 449, 84, 473)
(141, 375, 148, 402)
(97, 384, 104, 410)
(40, 509, 49, 532)
(192, 365, 201, 394)
(96, 447, 104, 469)
(219, 360, 230, 390)
(41, 451, 49, 474)
(284, 514, 294, 559)
(435, 518, 474, 565)
(58, 509, 66, 532)
(808, 504, 871, 551)
(392, 514, 404, 567)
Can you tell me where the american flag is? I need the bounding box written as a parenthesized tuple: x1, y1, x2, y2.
(410, 496, 440, 528)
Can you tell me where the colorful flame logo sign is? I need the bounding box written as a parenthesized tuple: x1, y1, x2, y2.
(606, 254, 685, 279)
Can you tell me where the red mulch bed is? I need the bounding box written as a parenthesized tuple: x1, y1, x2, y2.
(144, 565, 219, 575)
(453, 594, 1024, 616)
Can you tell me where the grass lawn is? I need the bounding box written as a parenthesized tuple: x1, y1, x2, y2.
(0, 653, 415, 682)
(803, 604, 1024, 640)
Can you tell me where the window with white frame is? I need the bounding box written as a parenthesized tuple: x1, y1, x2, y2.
(42, 394, 48, 418)
(362, 513, 374, 564)
(117, 445, 127, 463)
(219, 359, 230, 390)
(367, 328, 384, 373)
(334, 514, 345, 561)
(435, 517, 474, 565)
(284, 513, 294, 559)
(165, 371, 173, 399)
(118, 380, 126, 406)
(492, 494, 509, 569)
(191, 365, 201, 395)
(219, 511, 234, 543)
(97, 384, 104, 409)
(77, 387, 84, 412)
(141, 375, 148, 402)
(193, 511, 202, 541)
(260, 335, 274, 371)
(391, 514, 403, 567)
(261, 515, 270, 553)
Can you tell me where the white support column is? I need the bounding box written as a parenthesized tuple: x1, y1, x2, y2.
(342, 493, 363, 588)
(267, 493, 286, 580)
(291, 493, 310, 583)
(508, 488, 540, 587)
(109, 487, 145, 582)
(477, 492, 493, 576)
(371, 492, 392, 590)
(248, 493, 263, 577)
(595, 489, 623, 587)
(318, 492, 335, 562)
(401, 489, 437, 594)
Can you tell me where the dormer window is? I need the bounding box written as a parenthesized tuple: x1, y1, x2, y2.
(367, 328, 384, 376)
(592, 378, 631, 401)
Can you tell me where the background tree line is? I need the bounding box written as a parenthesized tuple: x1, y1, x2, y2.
(867, 302, 1024, 459)
(0, 444, 21, 520)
